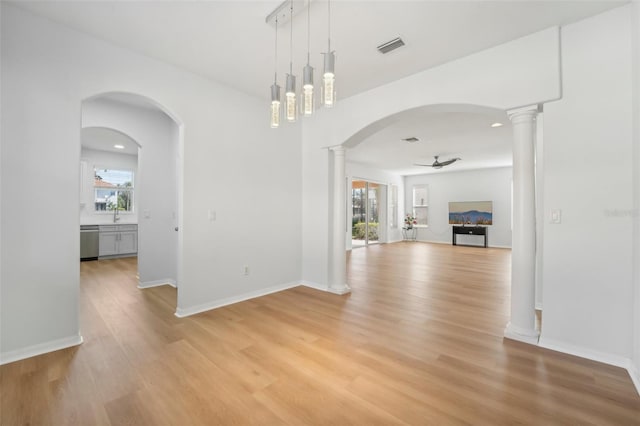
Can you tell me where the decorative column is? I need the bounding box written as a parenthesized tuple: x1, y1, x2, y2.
(329, 146, 350, 294)
(504, 107, 539, 344)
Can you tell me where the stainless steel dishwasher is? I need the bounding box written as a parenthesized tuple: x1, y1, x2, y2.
(80, 225, 99, 261)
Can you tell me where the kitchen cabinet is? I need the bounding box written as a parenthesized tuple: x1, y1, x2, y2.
(99, 224, 137, 257)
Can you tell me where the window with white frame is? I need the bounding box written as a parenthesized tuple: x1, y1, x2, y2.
(412, 184, 428, 226)
(94, 168, 134, 212)
(389, 184, 398, 228)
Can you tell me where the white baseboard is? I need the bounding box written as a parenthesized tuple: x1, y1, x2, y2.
(504, 322, 540, 345)
(174, 281, 300, 318)
(628, 362, 640, 396)
(300, 280, 351, 295)
(0, 334, 83, 365)
(327, 285, 351, 295)
(414, 239, 512, 249)
(538, 336, 632, 369)
(538, 336, 639, 396)
(138, 279, 177, 289)
(300, 280, 329, 292)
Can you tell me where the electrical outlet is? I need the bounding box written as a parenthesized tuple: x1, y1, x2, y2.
(208, 210, 216, 222)
(243, 265, 249, 276)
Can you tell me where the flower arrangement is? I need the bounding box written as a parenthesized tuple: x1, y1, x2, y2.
(404, 213, 417, 229)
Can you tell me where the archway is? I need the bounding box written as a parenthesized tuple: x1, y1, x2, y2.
(326, 103, 540, 344)
(80, 91, 184, 312)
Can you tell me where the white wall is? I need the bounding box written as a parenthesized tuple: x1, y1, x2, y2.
(302, 27, 561, 289)
(632, 0, 640, 392)
(404, 167, 512, 248)
(0, 4, 301, 362)
(540, 6, 635, 367)
(301, 3, 639, 391)
(80, 148, 139, 225)
(83, 98, 179, 287)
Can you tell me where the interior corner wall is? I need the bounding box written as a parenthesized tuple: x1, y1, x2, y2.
(404, 167, 512, 248)
(0, 4, 302, 362)
(540, 5, 634, 366)
(631, 0, 640, 390)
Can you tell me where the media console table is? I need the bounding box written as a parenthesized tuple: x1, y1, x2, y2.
(452, 226, 488, 248)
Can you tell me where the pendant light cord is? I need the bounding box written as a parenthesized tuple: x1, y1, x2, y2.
(289, 1, 294, 75)
(307, 0, 311, 64)
(274, 16, 278, 83)
(327, 0, 331, 52)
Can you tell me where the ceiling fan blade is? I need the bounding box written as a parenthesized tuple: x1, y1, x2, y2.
(438, 158, 462, 167)
(413, 163, 434, 167)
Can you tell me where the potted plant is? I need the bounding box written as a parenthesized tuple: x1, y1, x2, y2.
(404, 214, 417, 229)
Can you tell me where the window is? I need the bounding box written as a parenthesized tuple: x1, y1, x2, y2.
(94, 168, 134, 212)
(389, 184, 398, 228)
(412, 185, 428, 226)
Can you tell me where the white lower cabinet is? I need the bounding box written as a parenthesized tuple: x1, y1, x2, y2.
(99, 224, 138, 257)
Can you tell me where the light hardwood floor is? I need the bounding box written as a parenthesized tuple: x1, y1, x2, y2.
(1, 242, 639, 425)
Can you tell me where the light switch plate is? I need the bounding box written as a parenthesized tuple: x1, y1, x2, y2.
(550, 209, 561, 224)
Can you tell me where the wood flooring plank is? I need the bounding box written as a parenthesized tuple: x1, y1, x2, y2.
(1, 244, 639, 425)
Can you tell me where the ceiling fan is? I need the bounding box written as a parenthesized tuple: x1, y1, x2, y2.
(414, 156, 461, 169)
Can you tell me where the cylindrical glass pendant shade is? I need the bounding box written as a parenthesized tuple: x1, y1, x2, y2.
(270, 83, 281, 128)
(322, 51, 336, 107)
(301, 64, 314, 116)
(285, 74, 297, 122)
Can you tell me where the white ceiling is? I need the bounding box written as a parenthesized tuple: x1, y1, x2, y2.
(16, 0, 625, 174)
(347, 106, 512, 176)
(82, 127, 139, 156)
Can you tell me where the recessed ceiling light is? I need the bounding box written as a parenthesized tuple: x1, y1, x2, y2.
(114, 144, 125, 149)
(402, 137, 420, 143)
(490, 122, 503, 128)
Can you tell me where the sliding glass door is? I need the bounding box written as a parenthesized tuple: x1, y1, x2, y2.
(352, 180, 380, 247)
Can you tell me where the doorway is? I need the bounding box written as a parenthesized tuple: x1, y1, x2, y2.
(351, 180, 381, 247)
(80, 92, 183, 309)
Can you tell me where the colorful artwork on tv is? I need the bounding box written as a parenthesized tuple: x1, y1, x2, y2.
(449, 201, 493, 225)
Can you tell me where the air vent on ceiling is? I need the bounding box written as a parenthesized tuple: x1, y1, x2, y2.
(377, 37, 405, 54)
(402, 137, 419, 143)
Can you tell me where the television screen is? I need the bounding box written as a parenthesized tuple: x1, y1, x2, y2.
(449, 201, 493, 225)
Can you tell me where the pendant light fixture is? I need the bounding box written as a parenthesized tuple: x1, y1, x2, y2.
(301, 0, 314, 116)
(285, 1, 297, 122)
(270, 16, 281, 128)
(321, 0, 336, 108)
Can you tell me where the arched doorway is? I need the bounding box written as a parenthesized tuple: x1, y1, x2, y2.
(320, 103, 540, 345)
(80, 91, 184, 311)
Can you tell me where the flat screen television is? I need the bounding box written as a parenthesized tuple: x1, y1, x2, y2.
(449, 201, 493, 225)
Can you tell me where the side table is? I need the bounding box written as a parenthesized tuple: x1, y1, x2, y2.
(402, 227, 417, 241)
